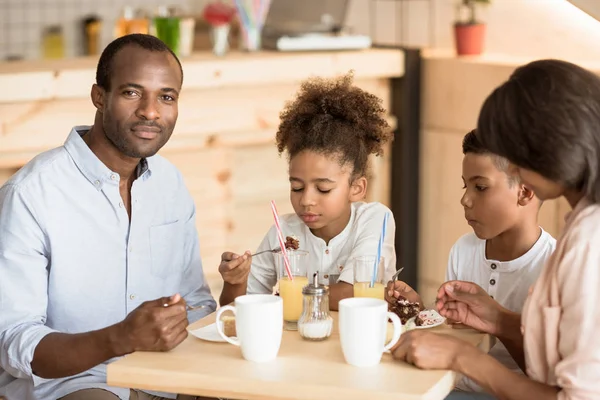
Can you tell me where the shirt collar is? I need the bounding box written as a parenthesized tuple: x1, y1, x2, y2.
(304, 203, 356, 247)
(64, 126, 153, 190)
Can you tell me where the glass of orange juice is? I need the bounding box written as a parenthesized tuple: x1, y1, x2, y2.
(352, 256, 386, 300)
(277, 250, 308, 331)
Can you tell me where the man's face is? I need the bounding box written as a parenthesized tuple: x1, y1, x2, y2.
(97, 45, 182, 159)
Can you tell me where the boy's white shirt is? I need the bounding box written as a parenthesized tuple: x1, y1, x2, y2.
(247, 201, 396, 293)
(446, 228, 556, 393)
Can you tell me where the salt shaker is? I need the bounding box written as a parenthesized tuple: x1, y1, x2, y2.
(298, 272, 333, 341)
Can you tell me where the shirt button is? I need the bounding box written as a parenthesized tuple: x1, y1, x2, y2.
(325, 249, 330, 254)
(94, 180, 100, 186)
(119, 202, 124, 208)
(490, 279, 496, 285)
(491, 263, 497, 270)
(111, 174, 118, 180)
(129, 294, 136, 300)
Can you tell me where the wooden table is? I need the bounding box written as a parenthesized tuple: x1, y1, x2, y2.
(107, 312, 492, 400)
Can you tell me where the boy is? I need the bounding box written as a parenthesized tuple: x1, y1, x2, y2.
(387, 130, 556, 398)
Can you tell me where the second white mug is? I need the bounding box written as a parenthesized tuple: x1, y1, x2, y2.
(216, 294, 283, 363)
(338, 297, 402, 367)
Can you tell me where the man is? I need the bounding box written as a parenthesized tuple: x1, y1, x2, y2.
(0, 34, 216, 400)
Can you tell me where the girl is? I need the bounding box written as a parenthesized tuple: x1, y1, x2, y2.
(219, 72, 396, 310)
(392, 59, 600, 400)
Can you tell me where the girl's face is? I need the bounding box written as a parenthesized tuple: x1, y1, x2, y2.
(288, 150, 366, 242)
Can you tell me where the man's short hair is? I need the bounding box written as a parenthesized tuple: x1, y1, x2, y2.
(95, 34, 183, 91)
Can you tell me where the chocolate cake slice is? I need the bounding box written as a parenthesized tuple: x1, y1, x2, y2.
(390, 296, 421, 324)
(285, 235, 299, 250)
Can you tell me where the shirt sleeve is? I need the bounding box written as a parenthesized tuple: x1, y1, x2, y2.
(446, 243, 458, 282)
(178, 185, 217, 323)
(246, 225, 278, 295)
(0, 184, 57, 383)
(338, 204, 396, 285)
(554, 225, 600, 400)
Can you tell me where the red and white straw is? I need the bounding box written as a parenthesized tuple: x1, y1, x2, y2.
(270, 200, 293, 281)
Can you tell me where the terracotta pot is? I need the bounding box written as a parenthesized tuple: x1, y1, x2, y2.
(454, 23, 486, 56)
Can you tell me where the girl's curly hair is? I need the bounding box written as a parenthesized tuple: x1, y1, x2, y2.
(276, 72, 393, 179)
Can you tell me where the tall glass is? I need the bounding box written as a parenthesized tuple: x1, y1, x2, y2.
(277, 250, 308, 331)
(154, 16, 180, 55)
(352, 256, 386, 300)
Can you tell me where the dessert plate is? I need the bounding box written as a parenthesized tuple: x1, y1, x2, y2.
(405, 309, 446, 330)
(189, 322, 228, 343)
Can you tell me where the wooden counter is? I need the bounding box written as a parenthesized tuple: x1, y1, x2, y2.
(0, 49, 405, 295)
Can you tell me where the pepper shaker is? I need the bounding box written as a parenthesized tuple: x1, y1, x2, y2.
(298, 272, 333, 341)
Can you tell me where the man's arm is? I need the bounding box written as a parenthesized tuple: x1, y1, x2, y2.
(0, 186, 128, 380)
(30, 295, 187, 378)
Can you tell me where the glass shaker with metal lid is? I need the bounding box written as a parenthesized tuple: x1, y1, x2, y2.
(298, 272, 333, 341)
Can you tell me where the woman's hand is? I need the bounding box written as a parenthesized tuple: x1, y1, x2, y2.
(391, 330, 475, 370)
(435, 281, 505, 335)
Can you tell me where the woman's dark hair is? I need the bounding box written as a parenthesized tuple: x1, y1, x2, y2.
(477, 59, 600, 203)
(276, 72, 393, 179)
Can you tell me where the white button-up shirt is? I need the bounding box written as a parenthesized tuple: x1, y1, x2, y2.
(247, 201, 396, 293)
(0, 127, 217, 400)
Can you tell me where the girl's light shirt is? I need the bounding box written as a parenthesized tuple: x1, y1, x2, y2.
(247, 201, 396, 293)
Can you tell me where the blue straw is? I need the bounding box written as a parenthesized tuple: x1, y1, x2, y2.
(235, 0, 252, 30)
(370, 212, 389, 287)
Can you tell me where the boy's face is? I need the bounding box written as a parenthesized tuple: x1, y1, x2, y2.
(288, 150, 365, 241)
(461, 153, 522, 240)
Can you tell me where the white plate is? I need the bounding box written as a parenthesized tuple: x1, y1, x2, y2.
(404, 310, 446, 331)
(189, 322, 233, 343)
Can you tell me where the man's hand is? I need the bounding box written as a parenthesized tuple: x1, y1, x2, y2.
(120, 294, 189, 353)
(385, 280, 423, 307)
(435, 281, 505, 335)
(219, 251, 252, 285)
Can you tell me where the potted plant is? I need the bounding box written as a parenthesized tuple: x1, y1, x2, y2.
(454, 0, 490, 56)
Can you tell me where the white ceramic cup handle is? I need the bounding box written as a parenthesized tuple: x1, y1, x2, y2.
(383, 312, 402, 352)
(215, 305, 240, 346)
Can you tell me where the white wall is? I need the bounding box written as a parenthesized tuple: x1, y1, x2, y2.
(346, 0, 600, 61)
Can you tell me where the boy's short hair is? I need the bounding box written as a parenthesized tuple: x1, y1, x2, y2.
(462, 130, 520, 186)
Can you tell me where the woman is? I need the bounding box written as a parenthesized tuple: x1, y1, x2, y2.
(392, 59, 600, 400)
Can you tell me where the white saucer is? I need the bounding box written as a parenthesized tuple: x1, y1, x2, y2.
(405, 309, 446, 330)
(189, 322, 233, 343)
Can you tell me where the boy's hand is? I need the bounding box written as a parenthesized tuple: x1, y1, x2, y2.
(219, 251, 252, 285)
(385, 280, 423, 306)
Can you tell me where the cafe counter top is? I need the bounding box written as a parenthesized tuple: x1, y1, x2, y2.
(0, 48, 404, 104)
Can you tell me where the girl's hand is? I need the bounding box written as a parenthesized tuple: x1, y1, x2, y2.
(391, 330, 473, 370)
(218, 251, 252, 285)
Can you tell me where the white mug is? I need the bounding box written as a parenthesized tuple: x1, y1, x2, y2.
(216, 294, 283, 363)
(338, 298, 402, 367)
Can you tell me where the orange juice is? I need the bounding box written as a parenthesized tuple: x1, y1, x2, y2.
(279, 276, 308, 322)
(353, 282, 385, 300)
